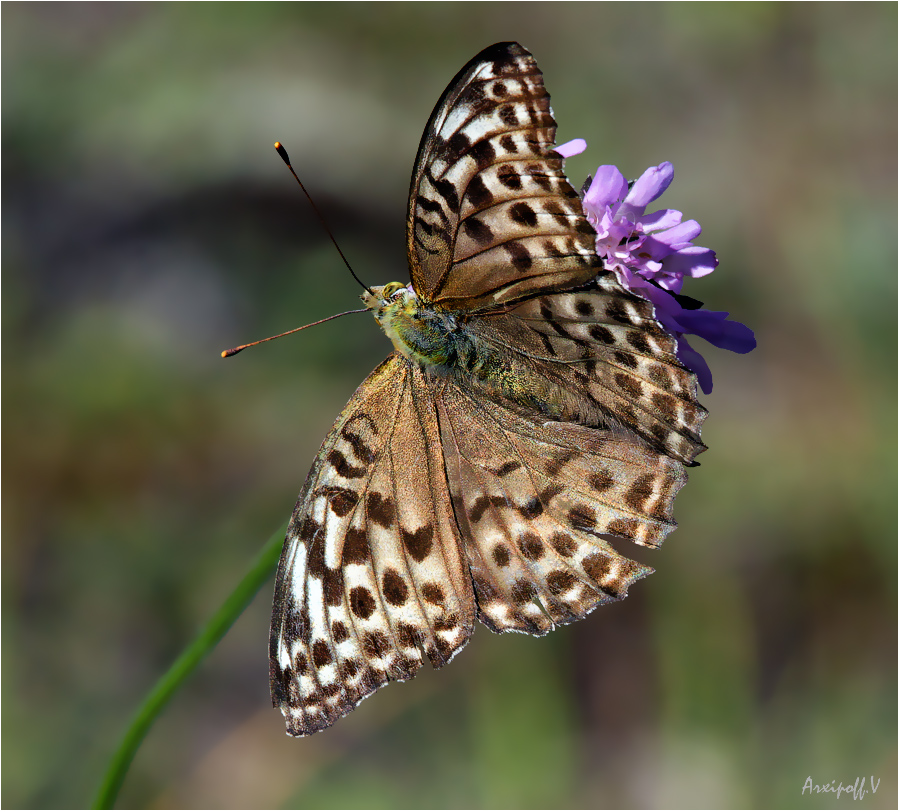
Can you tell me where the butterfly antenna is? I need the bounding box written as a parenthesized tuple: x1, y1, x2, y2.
(220, 309, 368, 358)
(274, 142, 375, 296)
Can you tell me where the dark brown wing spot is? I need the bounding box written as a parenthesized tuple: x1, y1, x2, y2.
(327, 487, 359, 517)
(546, 570, 577, 595)
(468, 494, 491, 523)
(505, 241, 533, 271)
(492, 80, 509, 97)
(433, 614, 459, 633)
(291, 651, 309, 675)
(312, 639, 332, 667)
(382, 568, 409, 606)
(499, 134, 516, 152)
(493, 543, 511, 567)
(648, 363, 673, 387)
(466, 174, 493, 209)
(590, 469, 614, 493)
(331, 620, 349, 643)
(607, 518, 640, 538)
(624, 473, 655, 513)
(529, 167, 553, 192)
(401, 524, 434, 562)
(568, 504, 597, 529)
(327, 449, 365, 478)
(494, 460, 521, 476)
(582, 552, 613, 584)
(469, 138, 496, 168)
(340, 425, 376, 463)
(509, 201, 538, 227)
(545, 449, 576, 477)
(615, 373, 643, 400)
(391, 656, 419, 680)
(652, 391, 678, 416)
(446, 131, 471, 162)
(498, 103, 519, 126)
(542, 238, 564, 258)
(511, 579, 538, 604)
(521, 496, 544, 518)
(588, 324, 616, 344)
(627, 329, 652, 354)
(544, 200, 570, 229)
(473, 575, 498, 603)
(498, 164, 521, 189)
(363, 631, 390, 658)
(462, 216, 494, 245)
(605, 300, 632, 324)
(575, 299, 594, 316)
(433, 176, 460, 211)
(298, 516, 322, 543)
(307, 537, 326, 578)
(421, 583, 445, 605)
(349, 586, 376, 619)
(518, 532, 544, 561)
(549, 532, 576, 557)
(323, 567, 343, 607)
(342, 527, 369, 564)
(613, 350, 638, 370)
(340, 659, 360, 679)
(539, 483, 564, 503)
(398, 623, 423, 648)
(366, 492, 395, 528)
(320, 682, 341, 699)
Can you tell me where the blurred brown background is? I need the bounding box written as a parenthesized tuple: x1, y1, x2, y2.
(3, 2, 896, 808)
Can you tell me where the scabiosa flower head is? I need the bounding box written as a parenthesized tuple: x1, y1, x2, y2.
(563, 146, 756, 394)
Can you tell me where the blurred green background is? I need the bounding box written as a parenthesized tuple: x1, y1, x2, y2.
(3, 2, 896, 808)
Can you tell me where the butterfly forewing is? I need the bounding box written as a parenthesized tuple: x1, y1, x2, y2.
(407, 41, 601, 310)
(469, 284, 707, 464)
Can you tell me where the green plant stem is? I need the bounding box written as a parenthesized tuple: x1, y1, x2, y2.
(92, 524, 286, 809)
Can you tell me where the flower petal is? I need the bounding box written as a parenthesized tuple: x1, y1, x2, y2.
(584, 165, 628, 212)
(623, 161, 674, 211)
(674, 309, 757, 353)
(555, 138, 587, 158)
(661, 246, 718, 278)
(636, 208, 683, 232)
(676, 336, 714, 395)
(653, 219, 702, 246)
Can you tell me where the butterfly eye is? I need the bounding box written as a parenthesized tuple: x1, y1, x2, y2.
(382, 282, 406, 301)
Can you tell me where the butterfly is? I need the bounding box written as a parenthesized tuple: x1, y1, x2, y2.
(269, 41, 706, 737)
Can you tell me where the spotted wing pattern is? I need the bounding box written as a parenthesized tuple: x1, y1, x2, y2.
(471, 282, 707, 464)
(270, 42, 706, 737)
(407, 41, 601, 311)
(270, 357, 474, 737)
(437, 378, 687, 636)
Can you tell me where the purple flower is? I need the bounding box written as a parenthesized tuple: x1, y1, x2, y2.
(578, 160, 756, 394)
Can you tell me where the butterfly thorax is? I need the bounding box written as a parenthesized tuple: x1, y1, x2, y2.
(363, 282, 598, 425)
(363, 283, 459, 369)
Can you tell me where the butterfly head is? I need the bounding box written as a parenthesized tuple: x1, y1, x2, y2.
(361, 282, 459, 369)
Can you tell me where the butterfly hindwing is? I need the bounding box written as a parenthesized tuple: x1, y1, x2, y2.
(270, 357, 474, 736)
(407, 41, 601, 311)
(436, 376, 686, 635)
